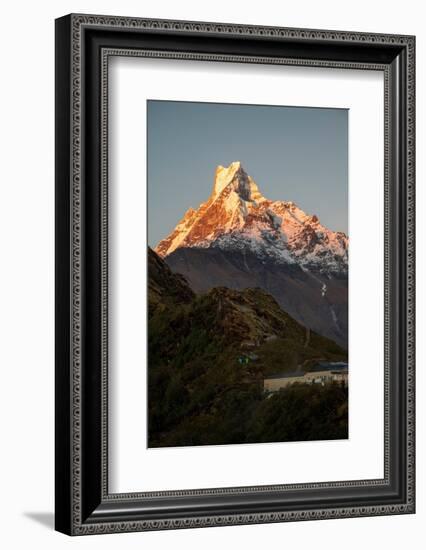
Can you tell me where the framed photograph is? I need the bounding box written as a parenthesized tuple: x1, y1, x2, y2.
(55, 14, 415, 535)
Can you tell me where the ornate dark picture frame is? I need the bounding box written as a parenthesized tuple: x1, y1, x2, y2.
(55, 14, 415, 535)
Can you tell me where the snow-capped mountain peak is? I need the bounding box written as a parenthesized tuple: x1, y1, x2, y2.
(212, 161, 266, 204)
(155, 162, 348, 274)
(212, 161, 241, 199)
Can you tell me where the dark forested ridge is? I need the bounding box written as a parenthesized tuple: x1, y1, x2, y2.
(148, 247, 348, 448)
(166, 246, 348, 348)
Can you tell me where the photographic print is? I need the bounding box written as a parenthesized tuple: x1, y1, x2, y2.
(147, 100, 349, 448)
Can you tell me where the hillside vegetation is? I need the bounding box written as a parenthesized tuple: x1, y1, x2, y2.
(148, 248, 348, 447)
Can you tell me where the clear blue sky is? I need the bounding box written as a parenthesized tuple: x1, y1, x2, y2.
(147, 100, 348, 247)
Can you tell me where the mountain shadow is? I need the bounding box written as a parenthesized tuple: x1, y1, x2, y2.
(166, 246, 348, 349)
